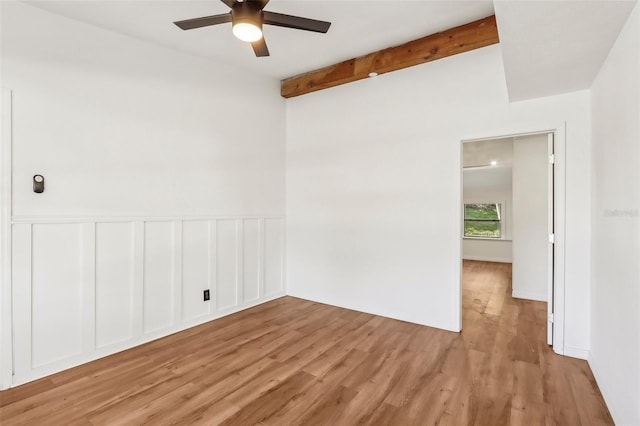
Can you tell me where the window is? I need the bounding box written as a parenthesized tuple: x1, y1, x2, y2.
(464, 203, 501, 238)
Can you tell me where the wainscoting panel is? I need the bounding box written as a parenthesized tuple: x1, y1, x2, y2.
(216, 219, 238, 312)
(264, 218, 284, 296)
(12, 224, 32, 378)
(31, 224, 84, 368)
(11, 215, 285, 386)
(182, 220, 211, 321)
(143, 221, 175, 334)
(243, 219, 261, 303)
(95, 222, 134, 349)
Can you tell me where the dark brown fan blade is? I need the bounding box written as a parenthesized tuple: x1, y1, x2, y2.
(263, 11, 331, 33)
(220, 0, 236, 8)
(251, 37, 270, 57)
(174, 13, 231, 30)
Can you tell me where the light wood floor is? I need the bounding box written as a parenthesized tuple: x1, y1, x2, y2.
(0, 260, 612, 425)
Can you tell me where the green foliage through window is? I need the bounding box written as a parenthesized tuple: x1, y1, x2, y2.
(464, 203, 501, 238)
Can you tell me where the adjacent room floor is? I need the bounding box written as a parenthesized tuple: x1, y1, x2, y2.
(0, 260, 612, 425)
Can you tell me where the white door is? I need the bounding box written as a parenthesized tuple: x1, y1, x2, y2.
(547, 133, 554, 345)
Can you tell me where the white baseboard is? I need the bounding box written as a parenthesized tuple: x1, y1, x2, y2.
(11, 292, 286, 388)
(462, 255, 512, 263)
(511, 289, 547, 302)
(562, 345, 588, 360)
(286, 292, 461, 333)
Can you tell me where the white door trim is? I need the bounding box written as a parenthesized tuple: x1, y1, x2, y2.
(551, 123, 566, 356)
(459, 123, 567, 356)
(547, 132, 555, 346)
(1, 89, 13, 389)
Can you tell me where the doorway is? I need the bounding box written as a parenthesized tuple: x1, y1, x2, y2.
(460, 129, 565, 354)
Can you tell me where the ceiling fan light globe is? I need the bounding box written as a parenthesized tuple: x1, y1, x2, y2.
(233, 22, 263, 42)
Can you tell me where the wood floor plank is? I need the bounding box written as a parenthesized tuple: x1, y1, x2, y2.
(0, 261, 614, 425)
(265, 350, 369, 425)
(218, 371, 317, 426)
(158, 357, 276, 425)
(288, 384, 359, 426)
(331, 353, 410, 424)
(382, 341, 447, 408)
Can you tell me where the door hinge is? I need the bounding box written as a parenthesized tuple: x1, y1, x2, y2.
(549, 154, 555, 164)
(548, 233, 555, 244)
(548, 313, 554, 323)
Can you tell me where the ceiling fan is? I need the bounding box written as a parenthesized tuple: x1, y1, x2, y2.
(174, 0, 331, 57)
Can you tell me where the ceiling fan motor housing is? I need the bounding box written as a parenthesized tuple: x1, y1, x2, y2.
(232, 1, 264, 30)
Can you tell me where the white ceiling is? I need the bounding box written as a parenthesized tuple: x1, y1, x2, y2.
(24, 0, 495, 79)
(21, 0, 638, 96)
(463, 138, 512, 197)
(463, 137, 513, 168)
(495, 0, 637, 101)
(463, 166, 512, 193)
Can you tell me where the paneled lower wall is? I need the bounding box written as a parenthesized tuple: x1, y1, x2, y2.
(11, 216, 285, 386)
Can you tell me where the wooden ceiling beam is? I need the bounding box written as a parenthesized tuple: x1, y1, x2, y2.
(281, 15, 499, 98)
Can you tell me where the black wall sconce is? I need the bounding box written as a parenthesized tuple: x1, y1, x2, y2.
(33, 175, 44, 193)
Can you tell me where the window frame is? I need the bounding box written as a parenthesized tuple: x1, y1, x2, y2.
(463, 202, 503, 239)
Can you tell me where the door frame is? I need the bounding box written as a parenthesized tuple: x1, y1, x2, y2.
(1, 89, 13, 389)
(546, 133, 555, 345)
(459, 124, 566, 356)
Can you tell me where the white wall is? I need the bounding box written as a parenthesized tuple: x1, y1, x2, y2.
(512, 134, 549, 302)
(1, 2, 286, 387)
(462, 238, 512, 263)
(1, 2, 285, 219)
(589, 3, 640, 425)
(463, 166, 513, 263)
(286, 43, 591, 349)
